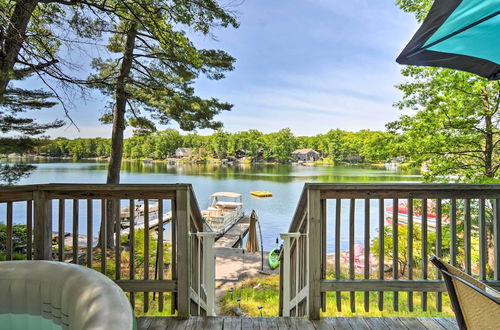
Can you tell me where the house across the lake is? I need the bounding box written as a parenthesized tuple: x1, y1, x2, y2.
(291, 148, 320, 162)
(174, 147, 193, 158)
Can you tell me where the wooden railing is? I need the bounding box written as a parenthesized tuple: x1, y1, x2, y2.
(279, 183, 500, 319)
(0, 183, 215, 317)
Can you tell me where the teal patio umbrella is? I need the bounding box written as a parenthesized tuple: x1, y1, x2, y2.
(396, 0, 500, 80)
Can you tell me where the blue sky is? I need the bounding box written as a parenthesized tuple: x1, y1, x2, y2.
(26, 0, 419, 138)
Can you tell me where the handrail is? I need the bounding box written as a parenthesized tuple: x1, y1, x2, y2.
(280, 183, 500, 319)
(288, 185, 308, 233)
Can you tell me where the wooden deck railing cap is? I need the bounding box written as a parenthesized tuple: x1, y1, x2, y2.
(305, 183, 500, 190)
(0, 183, 193, 192)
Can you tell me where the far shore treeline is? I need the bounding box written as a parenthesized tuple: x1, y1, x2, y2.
(33, 128, 397, 164)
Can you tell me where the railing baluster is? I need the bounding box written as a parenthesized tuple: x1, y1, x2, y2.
(349, 198, 355, 313)
(321, 198, 327, 313)
(87, 199, 93, 268)
(451, 199, 457, 266)
(436, 198, 442, 312)
(335, 198, 341, 312)
(115, 200, 121, 280)
(58, 199, 65, 262)
(280, 234, 291, 317)
(407, 198, 413, 312)
(129, 199, 135, 309)
(495, 198, 500, 281)
(72, 199, 78, 264)
(6, 202, 13, 260)
(158, 199, 164, 312)
(200, 232, 216, 316)
(144, 199, 150, 313)
(364, 198, 370, 313)
(479, 199, 486, 281)
(392, 198, 398, 311)
(421, 199, 428, 311)
(293, 236, 298, 316)
(26, 200, 33, 260)
(170, 199, 177, 315)
(378, 198, 384, 311)
(197, 233, 201, 315)
(101, 199, 107, 275)
(464, 199, 471, 274)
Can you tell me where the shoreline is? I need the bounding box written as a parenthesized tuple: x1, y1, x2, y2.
(1, 155, 413, 170)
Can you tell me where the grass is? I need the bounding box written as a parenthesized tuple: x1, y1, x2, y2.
(322, 291, 453, 317)
(219, 275, 280, 317)
(219, 274, 454, 317)
(128, 292, 174, 316)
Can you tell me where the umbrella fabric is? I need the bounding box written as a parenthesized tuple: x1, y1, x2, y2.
(246, 211, 259, 253)
(397, 0, 500, 80)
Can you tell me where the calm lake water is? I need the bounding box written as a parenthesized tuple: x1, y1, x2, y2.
(4, 161, 421, 251)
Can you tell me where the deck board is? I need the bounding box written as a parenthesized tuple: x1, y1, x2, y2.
(137, 316, 458, 330)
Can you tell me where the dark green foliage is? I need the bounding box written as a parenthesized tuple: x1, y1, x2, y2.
(88, 0, 238, 135)
(0, 88, 63, 184)
(40, 128, 398, 164)
(0, 164, 35, 185)
(0, 223, 28, 255)
(389, 67, 499, 183)
(394, 1, 499, 183)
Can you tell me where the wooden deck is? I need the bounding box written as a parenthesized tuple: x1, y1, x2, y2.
(137, 316, 458, 329)
(214, 215, 250, 248)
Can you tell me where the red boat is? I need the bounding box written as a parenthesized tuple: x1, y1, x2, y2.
(385, 200, 443, 229)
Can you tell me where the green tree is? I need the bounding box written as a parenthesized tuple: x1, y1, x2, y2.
(89, 0, 237, 183)
(0, 88, 63, 183)
(0, 0, 108, 183)
(388, 67, 499, 182)
(208, 130, 230, 159)
(267, 128, 296, 163)
(393, 0, 499, 183)
(154, 129, 183, 159)
(324, 129, 346, 163)
(89, 0, 238, 248)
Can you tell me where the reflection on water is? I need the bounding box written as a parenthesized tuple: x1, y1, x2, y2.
(2, 160, 421, 250)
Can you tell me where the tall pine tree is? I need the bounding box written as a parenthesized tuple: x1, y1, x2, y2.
(88, 0, 238, 248)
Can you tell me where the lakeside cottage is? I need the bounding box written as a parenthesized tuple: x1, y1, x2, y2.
(174, 147, 193, 158)
(291, 148, 320, 162)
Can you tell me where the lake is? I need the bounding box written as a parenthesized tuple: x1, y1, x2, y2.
(3, 160, 421, 251)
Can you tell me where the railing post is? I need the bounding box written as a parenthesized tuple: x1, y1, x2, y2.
(33, 190, 52, 260)
(280, 232, 300, 317)
(495, 198, 500, 280)
(199, 232, 216, 316)
(307, 188, 322, 320)
(176, 188, 191, 318)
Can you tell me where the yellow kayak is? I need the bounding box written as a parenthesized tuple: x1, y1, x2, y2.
(251, 191, 273, 197)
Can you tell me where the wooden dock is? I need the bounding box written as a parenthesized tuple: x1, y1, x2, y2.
(120, 212, 172, 236)
(214, 215, 250, 248)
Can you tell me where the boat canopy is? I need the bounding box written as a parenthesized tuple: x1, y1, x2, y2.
(210, 192, 242, 198)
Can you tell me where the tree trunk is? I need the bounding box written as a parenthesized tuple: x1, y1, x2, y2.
(0, 0, 39, 95)
(98, 23, 137, 249)
(483, 113, 494, 178)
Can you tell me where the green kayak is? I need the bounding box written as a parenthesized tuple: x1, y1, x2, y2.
(268, 247, 280, 269)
